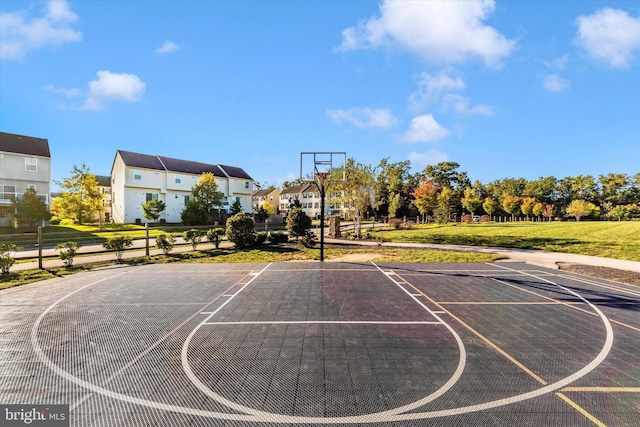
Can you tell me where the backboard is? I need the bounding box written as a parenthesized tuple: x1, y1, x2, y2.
(300, 152, 346, 187)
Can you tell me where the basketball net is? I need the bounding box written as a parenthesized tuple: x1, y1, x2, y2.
(314, 172, 330, 191)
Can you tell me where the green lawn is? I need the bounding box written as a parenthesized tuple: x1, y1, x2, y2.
(368, 221, 640, 261)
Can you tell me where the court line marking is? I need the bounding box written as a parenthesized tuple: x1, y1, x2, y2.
(373, 263, 614, 422)
(202, 320, 442, 325)
(554, 273, 640, 298)
(561, 387, 640, 393)
(555, 392, 606, 427)
(32, 263, 616, 424)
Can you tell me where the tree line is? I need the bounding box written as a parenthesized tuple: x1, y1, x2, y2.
(318, 159, 640, 238)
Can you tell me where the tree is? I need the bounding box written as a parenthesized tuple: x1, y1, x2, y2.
(411, 179, 441, 220)
(520, 197, 537, 220)
(566, 200, 597, 221)
(207, 227, 225, 249)
(226, 213, 255, 248)
(502, 196, 521, 220)
(532, 202, 545, 219)
(155, 233, 177, 255)
(230, 199, 243, 215)
(423, 161, 470, 190)
(482, 198, 499, 221)
(56, 242, 81, 267)
(192, 172, 224, 223)
(434, 187, 456, 224)
(0, 243, 22, 274)
(183, 229, 205, 250)
(286, 208, 312, 240)
(102, 235, 133, 262)
(263, 199, 277, 215)
(288, 198, 302, 210)
(332, 158, 375, 238)
(598, 173, 630, 205)
(141, 199, 166, 224)
(461, 187, 483, 217)
(54, 163, 103, 224)
(374, 158, 413, 217)
(11, 187, 51, 232)
(181, 199, 208, 226)
(542, 204, 556, 221)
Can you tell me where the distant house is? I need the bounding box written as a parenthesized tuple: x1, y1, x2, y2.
(95, 175, 112, 223)
(279, 183, 328, 219)
(252, 187, 281, 213)
(0, 132, 51, 228)
(110, 150, 255, 224)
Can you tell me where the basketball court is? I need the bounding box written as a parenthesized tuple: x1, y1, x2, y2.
(1, 261, 639, 426)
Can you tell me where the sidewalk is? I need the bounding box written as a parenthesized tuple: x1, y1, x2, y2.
(11, 236, 640, 274)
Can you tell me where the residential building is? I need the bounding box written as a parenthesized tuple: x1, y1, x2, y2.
(110, 150, 255, 224)
(95, 175, 112, 223)
(252, 187, 281, 214)
(279, 183, 331, 219)
(0, 132, 51, 227)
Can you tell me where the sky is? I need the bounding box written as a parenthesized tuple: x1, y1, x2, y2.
(1, 0, 639, 191)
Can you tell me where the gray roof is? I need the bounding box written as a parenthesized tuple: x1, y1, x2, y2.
(95, 175, 111, 187)
(116, 150, 252, 180)
(0, 132, 50, 157)
(280, 185, 308, 195)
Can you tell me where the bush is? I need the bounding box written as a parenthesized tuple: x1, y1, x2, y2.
(298, 231, 317, 248)
(0, 243, 22, 274)
(461, 214, 472, 223)
(156, 233, 177, 255)
(56, 241, 81, 267)
(255, 232, 268, 244)
(102, 235, 133, 263)
(226, 213, 256, 249)
(49, 216, 61, 225)
(286, 208, 312, 240)
(267, 232, 288, 244)
(206, 227, 226, 249)
(183, 229, 205, 250)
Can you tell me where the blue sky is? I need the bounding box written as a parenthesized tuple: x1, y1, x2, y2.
(1, 0, 639, 190)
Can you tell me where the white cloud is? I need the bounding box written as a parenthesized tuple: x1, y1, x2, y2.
(543, 74, 571, 93)
(543, 54, 569, 70)
(336, 0, 516, 66)
(409, 71, 465, 110)
(574, 8, 640, 68)
(155, 40, 180, 55)
(441, 94, 494, 116)
(82, 71, 146, 111)
(408, 150, 449, 168)
(399, 114, 449, 143)
(326, 107, 399, 130)
(44, 83, 80, 98)
(0, 0, 81, 60)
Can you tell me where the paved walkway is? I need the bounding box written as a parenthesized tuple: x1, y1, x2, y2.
(10, 236, 640, 274)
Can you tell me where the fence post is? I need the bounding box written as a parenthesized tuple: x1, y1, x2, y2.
(38, 226, 43, 269)
(145, 223, 150, 257)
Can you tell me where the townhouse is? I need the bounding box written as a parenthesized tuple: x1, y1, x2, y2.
(0, 132, 51, 227)
(110, 150, 255, 224)
(252, 187, 281, 213)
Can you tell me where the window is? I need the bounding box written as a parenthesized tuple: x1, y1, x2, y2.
(245, 182, 249, 189)
(134, 170, 142, 180)
(25, 158, 37, 172)
(184, 195, 190, 205)
(146, 193, 159, 202)
(175, 176, 181, 184)
(0, 185, 16, 201)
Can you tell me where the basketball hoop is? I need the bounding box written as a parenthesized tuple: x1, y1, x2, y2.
(314, 172, 330, 190)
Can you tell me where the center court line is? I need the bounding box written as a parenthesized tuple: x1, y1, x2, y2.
(202, 320, 442, 325)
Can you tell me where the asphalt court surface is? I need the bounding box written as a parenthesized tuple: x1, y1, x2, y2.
(1, 262, 639, 426)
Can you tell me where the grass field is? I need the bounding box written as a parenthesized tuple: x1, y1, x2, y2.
(369, 221, 640, 261)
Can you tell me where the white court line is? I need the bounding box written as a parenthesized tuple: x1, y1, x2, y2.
(33, 263, 615, 424)
(554, 273, 640, 298)
(203, 320, 442, 325)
